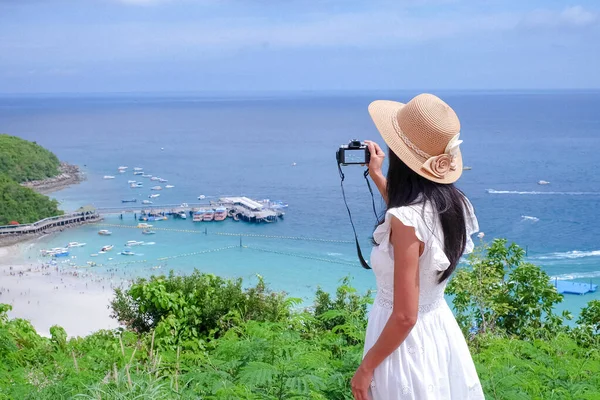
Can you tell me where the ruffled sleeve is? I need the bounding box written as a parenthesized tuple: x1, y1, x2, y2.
(463, 198, 480, 255)
(373, 206, 427, 253)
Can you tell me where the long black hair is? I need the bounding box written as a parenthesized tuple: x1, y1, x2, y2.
(378, 148, 469, 283)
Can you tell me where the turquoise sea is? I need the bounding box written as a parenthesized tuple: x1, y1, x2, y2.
(2, 91, 599, 315)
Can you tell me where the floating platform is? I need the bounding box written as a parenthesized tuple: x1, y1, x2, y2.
(553, 279, 597, 295)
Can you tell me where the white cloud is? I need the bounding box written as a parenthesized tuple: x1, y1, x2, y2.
(520, 6, 598, 30)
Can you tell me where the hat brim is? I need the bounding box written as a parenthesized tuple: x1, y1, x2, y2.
(368, 100, 463, 184)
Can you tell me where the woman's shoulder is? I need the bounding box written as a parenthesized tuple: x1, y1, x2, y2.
(383, 203, 431, 242)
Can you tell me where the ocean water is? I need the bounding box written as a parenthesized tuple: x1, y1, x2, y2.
(1, 91, 599, 314)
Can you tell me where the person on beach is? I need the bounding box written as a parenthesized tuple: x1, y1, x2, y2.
(351, 94, 484, 399)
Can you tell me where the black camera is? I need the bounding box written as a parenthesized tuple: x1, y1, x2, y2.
(336, 140, 370, 166)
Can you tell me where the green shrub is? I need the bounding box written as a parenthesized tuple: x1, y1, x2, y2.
(0, 174, 63, 225)
(0, 134, 60, 183)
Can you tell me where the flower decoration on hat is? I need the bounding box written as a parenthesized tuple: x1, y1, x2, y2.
(421, 133, 462, 179)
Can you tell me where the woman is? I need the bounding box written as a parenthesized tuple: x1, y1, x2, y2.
(351, 94, 484, 399)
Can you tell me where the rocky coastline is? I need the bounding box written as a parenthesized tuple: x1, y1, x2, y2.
(21, 162, 85, 194)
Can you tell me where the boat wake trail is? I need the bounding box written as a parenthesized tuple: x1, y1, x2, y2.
(486, 189, 600, 196)
(533, 250, 600, 260)
(550, 271, 600, 280)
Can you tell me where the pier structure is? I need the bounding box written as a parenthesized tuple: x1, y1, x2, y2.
(0, 206, 101, 236)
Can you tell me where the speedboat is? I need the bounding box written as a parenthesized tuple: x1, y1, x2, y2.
(151, 186, 162, 190)
(118, 166, 128, 170)
(131, 182, 143, 188)
(125, 240, 144, 247)
(165, 185, 175, 189)
(178, 211, 187, 219)
(142, 229, 156, 235)
(198, 195, 206, 200)
(149, 194, 160, 198)
(137, 223, 153, 228)
(158, 178, 168, 183)
(203, 209, 215, 222)
(53, 249, 70, 257)
(122, 199, 137, 203)
(119, 169, 126, 173)
(128, 180, 137, 184)
(133, 171, 144, 176)
(214, 207, 227, 221)
(538, 180, 550, 185)
(134, 167, 143, 171)
(104, 175, 115, 179)
(98, 230, 112, 235)
(142, 200, 153, 204)
(121, 250, 135, 256)
(150, 176, 160, 181)
(101, 245, 114, 252)
(67, 242, 86, 248)
(142, 174, 152, 178)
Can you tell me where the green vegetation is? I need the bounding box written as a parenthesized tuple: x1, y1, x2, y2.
(0, 174, 62, 225)
(0, 134, 60, 183)
(0, 135, 63, 225)
(0, 240, 598, 399)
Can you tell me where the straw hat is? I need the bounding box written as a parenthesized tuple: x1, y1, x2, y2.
(368, 93, 463, 184)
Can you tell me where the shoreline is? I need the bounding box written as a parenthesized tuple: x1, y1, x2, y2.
(0, 244, 124, 337)
(21, 162, 85, 194)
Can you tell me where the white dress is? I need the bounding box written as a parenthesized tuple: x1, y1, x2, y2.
(363, 200, 485, 399)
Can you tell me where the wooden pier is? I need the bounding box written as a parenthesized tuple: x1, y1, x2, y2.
(0, 206, 101, 237)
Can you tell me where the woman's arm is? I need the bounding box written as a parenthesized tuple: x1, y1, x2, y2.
(365, 140, 388, 204)
(353, 216, 421, 390)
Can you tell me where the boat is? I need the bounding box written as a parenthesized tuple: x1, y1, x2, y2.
(119, 169, 126, 173)
(118, 166, 128, 170)
(142, 200, 153, 204)
(151, 186, 162, 190)
(142, 174, 152, 178)
(104, 175, 115, 179)
(101, 245, 114, 252)
(198, 195, 206, 200)
(150, 176, 160, 181)
(214, 207, 227, 221)
(192, 210, 204, 222)
(67, 242, 86, 248)
(130, 182, 143, 188)
(121, 250, 135, 256)
(133, 171, 144, 176)
(137, 223, 153, 228)
(125, 240, 144, 247)
(149, 194, 160, 198)
(203, 209, 215, 222)
(158, 178, 168, 183)
(53, 249, 70, 257)
(98, 230, 112, 235)
(165, 185, 175, 189)
(538, 180, 550, 185)
(134, 167, 143, 171)
(122, 199, 137, 203)
(142, 230, 156, 235)
(128, 180, 137, 184)
(178, 211, 187, 219)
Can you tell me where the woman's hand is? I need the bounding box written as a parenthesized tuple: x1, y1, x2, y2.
(365, 140, 385, 178)
(351, 364, 374, 400)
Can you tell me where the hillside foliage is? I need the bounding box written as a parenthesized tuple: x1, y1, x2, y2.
(0, 134, 60, 183)
(0, 240, 598, 399)
(0, 174, 63, 225)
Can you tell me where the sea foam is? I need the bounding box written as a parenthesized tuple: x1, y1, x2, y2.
(486, 189, 600, 196)
(550, 271, 600, 281)
(534, 250, 600, 260)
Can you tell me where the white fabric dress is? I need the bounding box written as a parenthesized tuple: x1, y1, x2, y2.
(363, 200, 485, 399)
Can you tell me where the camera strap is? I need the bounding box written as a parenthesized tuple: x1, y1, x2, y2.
(337, 163, 380, 270)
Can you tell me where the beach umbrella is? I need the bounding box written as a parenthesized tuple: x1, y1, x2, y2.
(9, 221, 19, 225)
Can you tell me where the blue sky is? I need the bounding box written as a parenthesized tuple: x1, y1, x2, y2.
(0, 0, 598, 93)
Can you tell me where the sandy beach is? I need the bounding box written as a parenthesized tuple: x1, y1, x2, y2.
(0, 243, 123, 337)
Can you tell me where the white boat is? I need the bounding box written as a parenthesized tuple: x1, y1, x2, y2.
(151, 186, 162, 190)
(142, 200, 153, 204)
(125, 240, 144, 247)
(142, 229, 156, 235)
(178, 211, 187, 219)
(67, 242, 86, 248)
(538, 180, 550, 185)
(198, 195, 206, 200)
(137, 223, 153, 228)
(165, 185, 175, 189)
(133, 171, 144, 176)
(142, 174, 152, 178)
(131, 182, 143, 188)
(104, 175, 115, 179)
(149, 194, 160, 198)
(119, 170, 126, 173)
(98, 230, 112, 235)
(158, 178, 168, 183)
(128, 180, 136, 184)
(121, 250, 135, 256)
(118, 166, 128, 170)
(134, 167, 143, 171)
(101, 245, 114, 252)
(150, 176, 160, 181)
